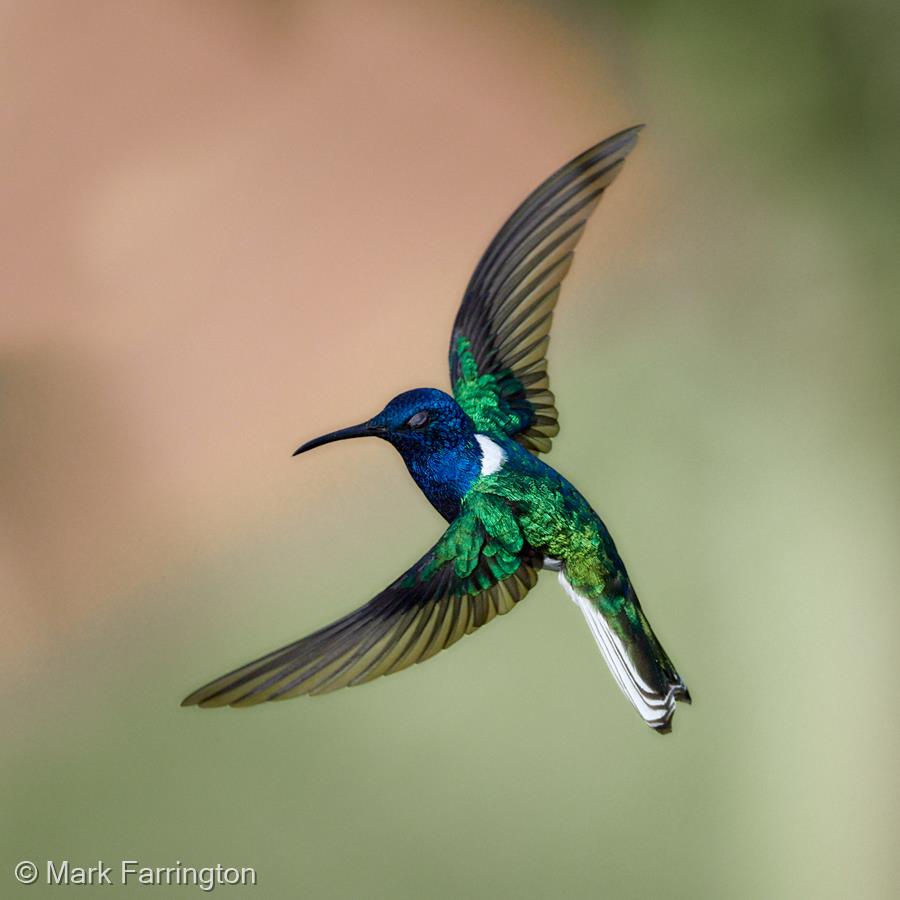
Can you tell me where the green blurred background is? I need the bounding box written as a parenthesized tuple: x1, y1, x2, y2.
(2, 1, 898, 898)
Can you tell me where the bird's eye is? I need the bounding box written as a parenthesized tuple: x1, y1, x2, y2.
(406, 411, 429, 429)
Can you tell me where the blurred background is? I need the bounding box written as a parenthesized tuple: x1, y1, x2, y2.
(2, 1, 898, 898)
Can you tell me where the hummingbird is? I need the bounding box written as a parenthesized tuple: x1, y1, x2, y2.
(182, 125, 691, 732)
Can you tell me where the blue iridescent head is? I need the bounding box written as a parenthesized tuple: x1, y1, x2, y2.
(293, 387, 481, 521)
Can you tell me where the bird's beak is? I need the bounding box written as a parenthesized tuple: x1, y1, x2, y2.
(292, 420, 386, 457)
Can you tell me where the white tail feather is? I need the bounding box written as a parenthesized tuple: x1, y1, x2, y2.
(558, 573, 678, 731)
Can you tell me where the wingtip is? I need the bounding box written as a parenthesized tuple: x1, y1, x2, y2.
(618, 123, 646, 144)
(584, 124, 645, 164)
(180, 689, 241, 709)
(180, 687, 223, 708)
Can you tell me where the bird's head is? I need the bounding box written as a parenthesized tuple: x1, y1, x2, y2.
(293, 388, 482, 520)
(294, 388, 476, 458)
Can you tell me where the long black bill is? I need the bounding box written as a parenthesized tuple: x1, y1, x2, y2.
(292, 421, 384, 457)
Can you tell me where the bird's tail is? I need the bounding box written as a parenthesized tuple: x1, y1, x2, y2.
(559, 571, 690, 733)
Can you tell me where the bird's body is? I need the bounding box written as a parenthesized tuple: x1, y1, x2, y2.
(183, 126, 691, 732)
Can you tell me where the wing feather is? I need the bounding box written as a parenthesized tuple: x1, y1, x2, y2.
(182, 508, 541, 708)
(450, 126, 643, 452)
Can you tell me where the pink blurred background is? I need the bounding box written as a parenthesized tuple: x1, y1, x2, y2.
(3, 4, 897, 899)
(1, 0, 644, 658)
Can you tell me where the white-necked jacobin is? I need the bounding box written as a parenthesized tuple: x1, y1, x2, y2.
(183, 126, 691, 733)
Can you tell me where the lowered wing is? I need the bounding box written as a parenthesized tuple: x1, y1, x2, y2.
(183, 503, 542, 707)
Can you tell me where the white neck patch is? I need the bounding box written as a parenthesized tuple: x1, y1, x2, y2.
(475, 434, 507, 476)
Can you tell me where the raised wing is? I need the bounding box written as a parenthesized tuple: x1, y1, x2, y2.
(450, 126, 642, 453)
(182, 500, 542, 707)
